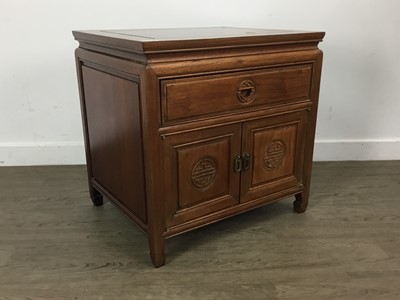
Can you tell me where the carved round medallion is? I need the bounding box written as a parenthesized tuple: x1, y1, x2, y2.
(237, 80, 256, 103)
(191, 156, 217, 189)
(263, 140, 286, 171)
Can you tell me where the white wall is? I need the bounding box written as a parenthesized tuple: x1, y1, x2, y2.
(1, 0, 399, 165)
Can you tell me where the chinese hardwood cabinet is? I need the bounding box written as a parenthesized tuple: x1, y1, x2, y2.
(73, 27, 324, 267)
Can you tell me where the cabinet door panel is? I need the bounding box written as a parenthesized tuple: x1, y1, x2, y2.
(163, 124, 241, 228)
(241, 110, 308, 202)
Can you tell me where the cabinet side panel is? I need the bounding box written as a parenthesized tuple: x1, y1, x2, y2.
(81, 66, 147, 223)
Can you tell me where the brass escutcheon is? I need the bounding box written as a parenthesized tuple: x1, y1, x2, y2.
(237, 80, 256, 103)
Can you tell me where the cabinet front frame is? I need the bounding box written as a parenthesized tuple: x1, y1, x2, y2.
(152, 50, 323, 235)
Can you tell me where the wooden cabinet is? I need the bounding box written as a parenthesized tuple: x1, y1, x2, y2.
(73, 27, 324, 267)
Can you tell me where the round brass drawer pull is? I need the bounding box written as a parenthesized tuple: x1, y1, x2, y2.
(237, 80, 256, 103)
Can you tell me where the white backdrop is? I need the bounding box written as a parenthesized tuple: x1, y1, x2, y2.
(1, 0, 399, 165)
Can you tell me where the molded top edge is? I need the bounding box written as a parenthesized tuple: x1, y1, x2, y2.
(73, 27, 325, 54)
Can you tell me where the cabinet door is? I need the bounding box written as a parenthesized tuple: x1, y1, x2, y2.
(241, 110, 309, 203)
(163, 124, 242, 228)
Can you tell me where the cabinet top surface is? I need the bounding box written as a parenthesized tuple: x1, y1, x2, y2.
(73, 27, 324, 54)
(78, 27, 321, 41)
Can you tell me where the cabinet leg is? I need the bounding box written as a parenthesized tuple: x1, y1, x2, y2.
(90, 186, 103, 206)
(293, 192, 308, 213)
(149, 235, 166, 268)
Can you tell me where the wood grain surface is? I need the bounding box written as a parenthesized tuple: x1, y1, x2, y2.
(0, 161, 399, 299)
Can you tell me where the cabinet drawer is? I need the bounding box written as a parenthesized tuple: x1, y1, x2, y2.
(161, 64, 312, 123)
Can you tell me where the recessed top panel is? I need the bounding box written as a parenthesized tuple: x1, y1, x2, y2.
(100, 27, 310, 42)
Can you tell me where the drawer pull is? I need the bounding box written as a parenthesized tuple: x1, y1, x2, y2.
(237, 80, 256, 103)
(242, 153, 251, 171)
(234, 155, 242, 173)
